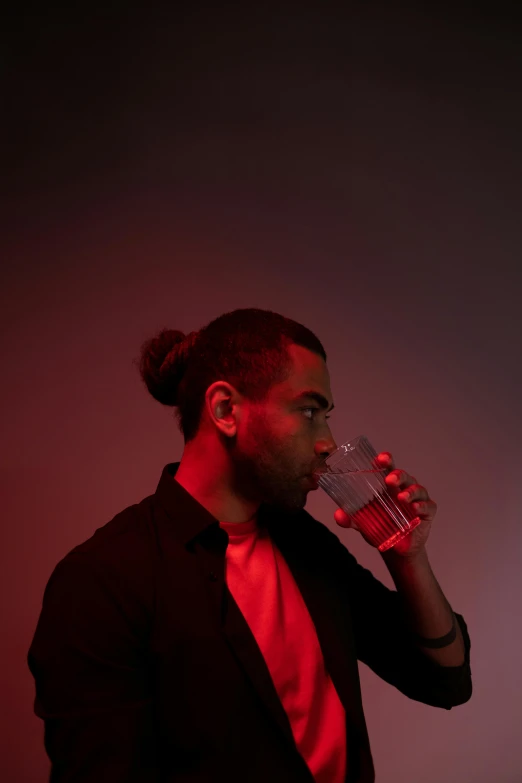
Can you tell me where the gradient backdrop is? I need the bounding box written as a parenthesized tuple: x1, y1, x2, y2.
(3, 5, 521, 782)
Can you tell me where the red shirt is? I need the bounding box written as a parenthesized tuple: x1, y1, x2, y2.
(220, 517, 347, 783)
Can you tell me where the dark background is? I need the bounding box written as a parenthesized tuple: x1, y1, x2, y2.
(2, 4, 521, 781)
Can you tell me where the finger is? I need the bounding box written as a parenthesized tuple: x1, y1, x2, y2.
(410, 500, 436, 518)
(385, 468, 417, 490)
(397, 483, 429, 503)
(376, 452, 394, 470)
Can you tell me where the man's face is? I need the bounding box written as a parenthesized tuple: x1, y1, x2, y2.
(230, 343, 337, 513)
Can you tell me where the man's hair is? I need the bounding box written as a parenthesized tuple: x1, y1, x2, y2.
(138, 307, 327, 443)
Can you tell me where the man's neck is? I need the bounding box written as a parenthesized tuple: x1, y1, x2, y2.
(174, 452, 259, 524)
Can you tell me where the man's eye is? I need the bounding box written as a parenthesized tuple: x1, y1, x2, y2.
(303, 408, 331, 420)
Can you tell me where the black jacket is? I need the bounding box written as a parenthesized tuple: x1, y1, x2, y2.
(28, 463, 472, 782)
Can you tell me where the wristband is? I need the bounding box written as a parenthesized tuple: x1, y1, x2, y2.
(414, 613, 457, 649)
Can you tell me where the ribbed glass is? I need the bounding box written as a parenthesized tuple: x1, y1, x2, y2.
(313, 436, 421, 552)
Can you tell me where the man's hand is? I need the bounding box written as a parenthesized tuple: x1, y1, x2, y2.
(333, 452, 468, 668)
(333, 451, 437, 558)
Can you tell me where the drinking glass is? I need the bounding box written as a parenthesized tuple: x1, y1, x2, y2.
(313, 435, 421, 552)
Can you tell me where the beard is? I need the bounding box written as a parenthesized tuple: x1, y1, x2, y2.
(227, 412, 308, 514)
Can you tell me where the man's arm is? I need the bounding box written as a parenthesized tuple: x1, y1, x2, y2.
(321, 529, 472, 709)
(382, 546, 466, 667)
(329, 450, 472, 708)
(28, 552, 157, 782)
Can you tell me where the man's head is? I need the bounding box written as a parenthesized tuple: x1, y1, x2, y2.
(139, 308, 337, 513)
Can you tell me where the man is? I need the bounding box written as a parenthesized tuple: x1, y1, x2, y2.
(28, 308, 472, 782)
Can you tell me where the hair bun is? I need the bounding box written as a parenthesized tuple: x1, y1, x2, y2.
(139, 328, 197, 406)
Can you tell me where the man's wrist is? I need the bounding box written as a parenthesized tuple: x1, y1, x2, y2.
(381, 545, 429, 571)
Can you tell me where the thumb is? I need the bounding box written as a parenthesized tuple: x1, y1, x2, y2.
(334, 508, 358, 529)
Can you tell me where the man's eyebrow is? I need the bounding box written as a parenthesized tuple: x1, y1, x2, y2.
(293, 391, 335, 412)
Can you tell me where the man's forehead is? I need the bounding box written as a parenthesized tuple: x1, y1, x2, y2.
(276, 344, 332, 402)
(287, 342, 329, 376)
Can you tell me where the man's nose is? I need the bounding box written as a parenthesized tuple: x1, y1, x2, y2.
(316, 436, 337, 460)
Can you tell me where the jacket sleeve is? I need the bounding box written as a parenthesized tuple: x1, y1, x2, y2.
(321, 523, 472, 709)
(27, 552, 157, 782)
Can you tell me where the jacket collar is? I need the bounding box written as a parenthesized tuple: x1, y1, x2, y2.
(154, 462, 224, 546)
(154, 462, 294, 548)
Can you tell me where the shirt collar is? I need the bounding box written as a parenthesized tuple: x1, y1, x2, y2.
(154, 462, 293, 547)
(154, 462, 222, 546)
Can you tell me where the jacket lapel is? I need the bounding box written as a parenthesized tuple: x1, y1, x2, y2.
(267, 515, 367, 732)
(186, 527, 298, 750)
(217, 508, 364, 751)
(221, 585, 298, 748)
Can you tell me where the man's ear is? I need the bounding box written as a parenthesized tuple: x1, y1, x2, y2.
(205, 381, 242, 438)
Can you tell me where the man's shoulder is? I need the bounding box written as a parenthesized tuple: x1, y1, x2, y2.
(72, 494, 156, 555)
(294, 508, 344, 542)
(53, 494, 160, 592)
(285, 511, 384, 594)
(36, 495, 164, 642)
(271, 507, 354, 559)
